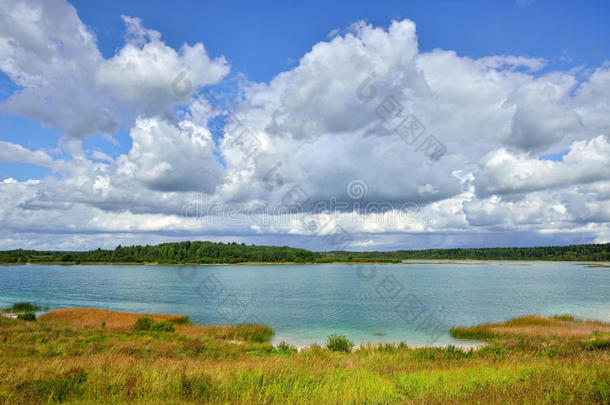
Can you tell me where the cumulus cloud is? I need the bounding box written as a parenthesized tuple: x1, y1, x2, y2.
(499, 72, 583, 150)
(1, 8, 610, 249)
(0, 141, 54, 167)
(573, 64, 610, 134)
(121, 117, 223, 193)
(476, 135, 610, 196)
(0, 0, 118, 138)
(0, 0, 229, 139)
(210, 19, 610, 244)
(96, 16, 229, 114)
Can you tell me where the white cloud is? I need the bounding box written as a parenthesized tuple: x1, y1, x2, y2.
(327, 28, 340, 39)
(121, 116, 223, 193)
(0, 0, 115, 138)
(476, 135, 610, 196)
(1, 11, 610, 249)
(350, 239, 376, 248)
(96, 16, 229, 114)
(0, 141, 54, 167)
(0, 1, 229, 139)
(478, 55, 546, 72)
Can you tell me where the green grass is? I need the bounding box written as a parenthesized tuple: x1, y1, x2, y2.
(395, 363, 608, 403)
(581, 332, 610, 350)
(133, 317, 175, 332)
(553, 314, 580, 322)
(234, 324, 274, 343)
(326, 334, 354, 352)
(0, 313, 608, 404)
(450, 325, 497, 341)
(16, 312, 36, 322)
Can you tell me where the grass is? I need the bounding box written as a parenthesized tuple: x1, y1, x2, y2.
(0, 309, 608, 404)
(133, 317, 175, 332)
(326, 334, 355, 352)
(16, 312, 36, 321)
(450, 314, 610, 341)
(38, 308, 189, 329)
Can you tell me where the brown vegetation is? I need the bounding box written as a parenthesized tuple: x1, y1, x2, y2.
(38, 308, 188, 329)
(451, 315, 610, 340)
(0, 310, 608, 404)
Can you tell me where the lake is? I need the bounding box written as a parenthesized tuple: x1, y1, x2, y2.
(1, 262, 608, 346)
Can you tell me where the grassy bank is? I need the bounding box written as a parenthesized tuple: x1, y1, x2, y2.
(0, 309, 608, 404)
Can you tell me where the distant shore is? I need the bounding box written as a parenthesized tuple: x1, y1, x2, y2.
(2, 241, 610, 265)
(2, 259, 609, 266)
(0, 260, 401, 266)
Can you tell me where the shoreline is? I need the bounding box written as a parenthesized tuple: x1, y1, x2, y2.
(2, 259, 610, 266)
(0, 261, 402, 266)
(6, 306, 608, 348)
(2, 308, 608, 402)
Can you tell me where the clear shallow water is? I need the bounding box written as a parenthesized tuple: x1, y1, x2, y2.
(0, 262, 608, 347)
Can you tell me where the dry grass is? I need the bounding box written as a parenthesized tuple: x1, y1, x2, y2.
(38, 308, 188, 329)
(451, 315, 610, 342)
(38, 308, 273, 343)
(0, 311, 608, 404)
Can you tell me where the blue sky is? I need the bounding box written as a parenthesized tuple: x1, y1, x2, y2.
(3, 0, 609, 180)
(71, 0, 610, 81)
(0, 0, 609, 250)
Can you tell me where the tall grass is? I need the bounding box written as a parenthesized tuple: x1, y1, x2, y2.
(326, 334, 354, 352)
(0, 311, 608, 404)
(451, 315, 610, 340)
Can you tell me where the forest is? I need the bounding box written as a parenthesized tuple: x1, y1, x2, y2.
(1, 242, 610, 264)
(0, 241, 318, 264)
(322, 243, 610, 262)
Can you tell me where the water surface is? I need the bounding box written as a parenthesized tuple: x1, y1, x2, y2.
(1, 262, 608, 346)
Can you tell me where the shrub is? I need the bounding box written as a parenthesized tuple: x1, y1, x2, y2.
(150, 321, 175, 332)
(173, 316, 190, 325)
(581, 332, 610, 350)
(4, 302, 43, 313)
(326, 334, 354, 352)
(17, 312, 36, 321)
(134, 317, 175, 332)
(134, 317, 153, 331)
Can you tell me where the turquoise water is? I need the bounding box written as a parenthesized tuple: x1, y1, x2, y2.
(0, 262, 608, 346)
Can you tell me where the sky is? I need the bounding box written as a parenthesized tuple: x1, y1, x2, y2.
(0, 0, 609, 251)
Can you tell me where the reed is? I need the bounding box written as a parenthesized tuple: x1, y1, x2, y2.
(0, 310, 608, 404)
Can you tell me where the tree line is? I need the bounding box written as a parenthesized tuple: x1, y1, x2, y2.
(0, 241, 317, 264)
(0, 242, 609, 264)
(322, 243, 610, 262)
